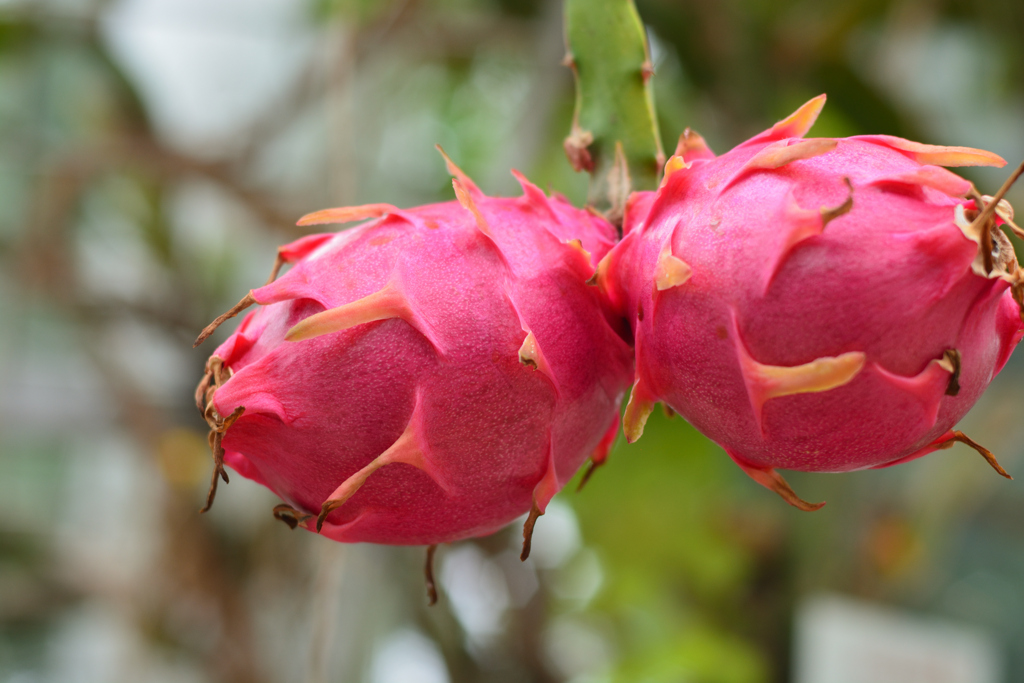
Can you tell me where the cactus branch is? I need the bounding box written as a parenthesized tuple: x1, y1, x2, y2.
(563, 0, 664, 224)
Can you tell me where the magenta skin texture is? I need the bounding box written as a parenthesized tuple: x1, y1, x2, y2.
(604, 96, 1023, 500)
(206, 171, 633, 545)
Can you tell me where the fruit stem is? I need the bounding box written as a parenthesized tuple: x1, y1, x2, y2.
(563, 0, 664, 225)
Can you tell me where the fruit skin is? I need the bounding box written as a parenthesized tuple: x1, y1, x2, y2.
(604, 95, 1022, 502)
(199, 167, 633, 545)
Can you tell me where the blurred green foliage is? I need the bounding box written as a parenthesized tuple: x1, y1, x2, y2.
(571, 411, 775, 682)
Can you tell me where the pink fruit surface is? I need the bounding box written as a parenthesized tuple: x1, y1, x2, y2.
(195, 156, 633, 546)
(603, 96, 1024, 509)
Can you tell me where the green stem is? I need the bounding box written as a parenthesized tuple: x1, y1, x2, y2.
(563, 0, 664, 224)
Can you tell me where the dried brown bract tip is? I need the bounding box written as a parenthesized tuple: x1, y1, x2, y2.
(424, 545, 438, 606)
(963, 159, 1024, 278)
(273, 504, 313, 530)
(937, 431, 1012, 480)
(520, 501, 544, 562)
(194, 293, 256, 348)
(200, 405, 244, 513)
(195, 356, 244, 513)
(735, 460, 826, 512)
(193, 251, 287, 348)
(576, 460, 601, 493)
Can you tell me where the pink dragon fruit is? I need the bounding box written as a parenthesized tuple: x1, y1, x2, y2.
(194, 150, 633, 557)
(602, 95, 1024, 509)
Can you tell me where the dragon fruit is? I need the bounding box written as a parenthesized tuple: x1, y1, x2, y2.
(602, 95, 1024, 509)
(193, 151, 633, 554)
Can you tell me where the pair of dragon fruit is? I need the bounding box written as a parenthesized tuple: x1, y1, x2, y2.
(195, 97, 1023, 568)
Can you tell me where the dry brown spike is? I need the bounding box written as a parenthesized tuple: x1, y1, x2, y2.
(998, 205, 1024, 241)
(272, 504, 312, 529)
(937, 430, 1012, 479)
(200, 432, 228, 513)
(315, 505, 331, 532)
(520, 501, 543, 562)
(194, 365, 214, 414)
(971, 158, 1024, 230)
(222, 403, 244, 430)
(965, 186, 991, 270)
(264, 252, 286, 287)
(194, 292, 257, 348)
(200, 405, 245, 513)
(196, 356, 232, 424)
(982, 213, 996, 275)
(424, 544, 438, 606)
(967, 158, 1024, 275)
(734, 458, 825, 512)
(576, 460, 601, 493)
(194, 249, 288, 348)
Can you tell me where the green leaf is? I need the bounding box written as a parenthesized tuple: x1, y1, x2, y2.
(563, 0, 664, 223)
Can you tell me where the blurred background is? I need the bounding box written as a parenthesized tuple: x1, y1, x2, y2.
(2, 0, 1024, 681)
